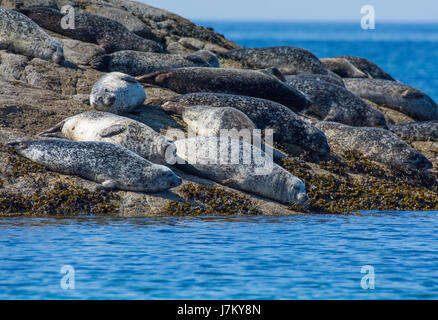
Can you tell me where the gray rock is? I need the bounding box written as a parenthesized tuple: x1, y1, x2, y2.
(59, 39, 105, 65)
(389, 121, 438, 142)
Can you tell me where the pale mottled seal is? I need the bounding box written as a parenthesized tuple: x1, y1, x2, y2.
(337, 56, 395, 80)
(284, 74, 345, 87)
(321, 57, 368, 78)
(136, 67, 310, 112)
(8, 139, 182, 192)
(315, 121, 432, 171)
(344, 78, 438, 121)
(0, 9, 64, 64)
(286, 77, 387, 127)
(162, 93, 330, 156)
(19, 7, 163, 53)
(223, 46, 329, 75)
(187, 50, 220, 68)
(173, 136, 308, 204)
(39, 111, 175, 164)
(91, 50, 210, 76)
(90, 72, 146, 114)
(389, 121, 438, 142)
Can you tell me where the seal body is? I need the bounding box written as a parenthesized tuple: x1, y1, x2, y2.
(187, 50, 221, 68)
(286, 77, 387, 128)
(163, 92, 330, 156)
(137, 67, 310, 112)
(90, 72, 146, 114)
(315, 121, 432, 171)
(337, 56, 395, 80)
(389, 121, 438, 142)
(173, 136, 308, 205)
(284, 74, 345, 87)
(91, 50, 210, 76)
(224, 46, 329, 75)
(344, 78, 438, 121)
(19, 7, 163, 53)
(0, 9, 64, 64)
(320, 57, 368, 78)
(8, 139, 182, 192)
(39, 111, 175, 164)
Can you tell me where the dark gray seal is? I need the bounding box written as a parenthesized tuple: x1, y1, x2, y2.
(286, 77, 387, 127)
(337, 56, 395, 80)
(344, 78, 438, 121)
(223, 46, 330, 75)
(19, 6, 163, 53)
(91, 50, 210, 76)
(315, 121, 432, 171)
(162, 92, 330, 156)
(136, 67, 310, 112)
(284, 74, 345, 87)
(173, 136, 308, 205)
(0, 8, 64, 64)
(7, 139, 182, 192)
(187, 50, 220, 68)
(389, 121, 438, 142)
(320, 57, 368, 78)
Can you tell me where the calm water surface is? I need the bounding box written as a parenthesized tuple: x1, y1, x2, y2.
(2, 23, 438, 299)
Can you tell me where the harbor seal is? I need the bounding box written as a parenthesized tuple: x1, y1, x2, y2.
(344, 78, 438, 121)
(162, 93, 330, 156)
(284, 74, 345, 87)
(91, 50, 210, 76)
(315, 121, 432, 171)
(172, 136, 308, 205)
(0, 9, 64, 64)
(389, 121, 438, 142)
(320, 57, 368, 78)
(286, 77, 387, 127)
(19, 7, 163, 53)
(223, 46, 330, 75)
(90, 72, 146, 114)
(7, 139, 182, 192)
(136, 67, 310, 112)
(39, 111, 175, 164)
(187, 50, 220, 68)
(337, 56, 395, 80)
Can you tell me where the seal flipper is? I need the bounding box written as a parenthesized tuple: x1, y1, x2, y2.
(99, 125, 127, 138)
(38, 121, 66, 138)
(120, 74, 139, 83)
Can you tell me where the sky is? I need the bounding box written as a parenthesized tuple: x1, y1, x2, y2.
(140, 0, 438, 22)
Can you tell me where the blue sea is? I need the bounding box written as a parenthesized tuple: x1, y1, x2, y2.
(2, 22, 438, 300)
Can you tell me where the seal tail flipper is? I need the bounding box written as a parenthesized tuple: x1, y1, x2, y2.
(38, 121, 65, 138)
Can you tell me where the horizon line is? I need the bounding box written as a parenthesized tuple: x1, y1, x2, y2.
(192, 19, 438, 24)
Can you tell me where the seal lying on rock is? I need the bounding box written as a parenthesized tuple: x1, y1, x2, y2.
(187, 50, 220, 68)
(337, 56, 395, 80)
(223, 46, 330, 75)
(137, 67, 310, 112)
(90, 72, 146, 114)
(91, 50, 211, 76)
(39, 111, 175, 164)
(286, 77, 387, 127)
(320, 57, 368, 78)
(389, 121, 438, 142)
(284, 74, 345, 87)
(315, 121, 432, 171)
(0, 9, 64, 64)
(19, 7, 163, 53)
(172, 136, 308, 204)
(344, 78, 438, 121)
(162, 93, 330, 156)
(8, 139, 182, 192)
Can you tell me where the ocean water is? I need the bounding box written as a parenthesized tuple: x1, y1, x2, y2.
(2, 22, 438, 300)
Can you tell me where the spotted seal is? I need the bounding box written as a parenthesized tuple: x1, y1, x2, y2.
(39, 111, 175, 164)
(389, 121, 438, 142)
(285, 77, 387, 127)
(337, 56, 395, 80)
(284, 74, 345, 87)
(162, 93, 330, 156)
(18, 6, 163, 53)
(136, 67, 310, 112)
(172, 136, 308, 204)
(91, 50, 210, 76)
(187, 50, 220, 68)
(320, 57, 368, 78)
(315, 121, 432, 171)
(7, 139, 182, 192)
(90, 72, 146, 114)
(0, 9, 64, 64)
(344, 78, 438, 121)
(223, 46, 330, 75)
